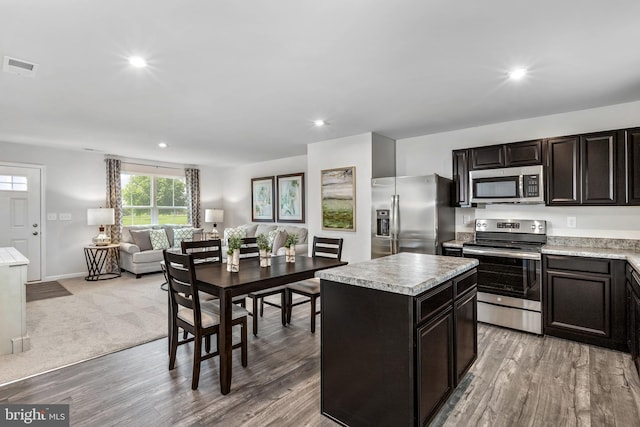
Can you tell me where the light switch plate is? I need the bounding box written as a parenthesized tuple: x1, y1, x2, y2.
(47, 213, 57, 221)
(59, 213, 72, 221)
(567, 216, 576, 228)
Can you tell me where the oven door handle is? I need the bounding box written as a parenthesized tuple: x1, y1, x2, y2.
(462, 247, 541, 260)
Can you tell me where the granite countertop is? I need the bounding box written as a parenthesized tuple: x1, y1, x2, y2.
(542, 245, 640, 272)
(315, 252, 478, 297)
(442, 240, 468, 248)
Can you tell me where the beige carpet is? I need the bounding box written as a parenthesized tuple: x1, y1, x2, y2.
(0, 272, 168, 386)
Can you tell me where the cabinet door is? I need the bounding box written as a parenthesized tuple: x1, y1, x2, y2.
(505, 140, 544, 166)
(580, 131, 619, 205)
(454, 290, 477, 384)
(470, 145, 505, 170)
(626, 128, 640, 205)
(547, 136, 580, 205)
(545, 269, 611, 338)
(417, 307, 454, 427)
(452, 149, 470, 207)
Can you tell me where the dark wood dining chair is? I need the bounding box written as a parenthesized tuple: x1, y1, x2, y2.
(164, 250, 248, 390)
(286, 237, 344, 333)
(181, 239, 223, 264)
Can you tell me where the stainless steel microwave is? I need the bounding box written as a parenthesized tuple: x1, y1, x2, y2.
(469, 165, 544, 204)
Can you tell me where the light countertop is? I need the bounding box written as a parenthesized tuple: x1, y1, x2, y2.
(315, 252, 478, 297)
(0, 247, 29, 267)
(542, 245, 640, 272)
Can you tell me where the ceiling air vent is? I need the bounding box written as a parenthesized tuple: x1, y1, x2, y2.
(3, 56, 39, 77)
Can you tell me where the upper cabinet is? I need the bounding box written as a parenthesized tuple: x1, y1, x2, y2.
(469, 140, 543, 170)
(547, 136, 580, 205)
(626, 128, 640, 205)
(470, 145, 505, 169)
(452, 149, 470, 207)
(547, 131, 624, 206)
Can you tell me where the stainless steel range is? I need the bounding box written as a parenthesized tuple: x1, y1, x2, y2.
(462, 219, 546, 334)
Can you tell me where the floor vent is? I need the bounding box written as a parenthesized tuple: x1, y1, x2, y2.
(3, 56, 39, 77)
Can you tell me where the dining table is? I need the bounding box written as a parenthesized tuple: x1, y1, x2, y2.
(194, 254, 347, 395)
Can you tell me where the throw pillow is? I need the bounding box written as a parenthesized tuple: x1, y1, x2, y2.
(223, 227, 247, 244)
(271, 230, 288, 253)
(173, 227, 194, 248)
(130, 229, 152, 251)
(149, 229, 170, 250)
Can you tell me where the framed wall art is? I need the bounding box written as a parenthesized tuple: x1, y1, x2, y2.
(277, 172, 305, 223)
(251, 176, 275, 222)
(321, 166, 356, 231)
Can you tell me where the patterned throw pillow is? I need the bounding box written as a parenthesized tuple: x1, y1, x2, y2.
(223, 227, 247, 244)
(267, 230, 279, 248)
(172, 227, 194, 248)
(149, 229, 170, 250)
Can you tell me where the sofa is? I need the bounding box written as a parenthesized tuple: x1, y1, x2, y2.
(222, 223, 308, 260)
(119, 224, 203, 277)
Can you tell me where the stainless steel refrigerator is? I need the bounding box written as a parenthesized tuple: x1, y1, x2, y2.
(371, 174, 455, 258)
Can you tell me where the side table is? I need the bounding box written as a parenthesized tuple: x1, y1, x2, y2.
(84, 244, 121, 281)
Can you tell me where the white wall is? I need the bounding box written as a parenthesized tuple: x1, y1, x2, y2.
(307, 133, 373, 263)
(218, 155, 308, 230)
(1, 141, 106, 279)
(396, 100, 640, 239)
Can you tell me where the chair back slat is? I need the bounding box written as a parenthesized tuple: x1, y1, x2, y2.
(312, 236, 344, 261)
(237, 237, 259, 258)
(163, 250, 203, 326)
(182, 239, 222, 264)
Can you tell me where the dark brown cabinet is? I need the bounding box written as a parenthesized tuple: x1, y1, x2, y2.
(443, 247, 463, 257)
(321, 268, 477, 427)
(452, 149, 470, 207)
(580, 131, 621, 205)
(470, 145, 505, 169)
(627, 265, 640, 376)
(625, 128, 640, 205)
(505, 139, 544, 166)
(547, 136, 580, 205)
(469, 140, 544, 171)
(543, 255, 626, 351)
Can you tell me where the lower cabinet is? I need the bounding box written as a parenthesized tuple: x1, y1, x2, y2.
(321, 268, 477, 427)
(543, 255, 626, 351)
(627, 265, 640, 375)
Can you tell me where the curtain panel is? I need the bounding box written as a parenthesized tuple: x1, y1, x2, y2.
(105, 158, 122, 273)
(185, 168, 201, 228)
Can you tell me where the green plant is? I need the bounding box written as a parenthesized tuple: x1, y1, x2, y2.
(256, 233, 270, 251)
(227, 236, 242, 254)
(284, 234, 299, 248)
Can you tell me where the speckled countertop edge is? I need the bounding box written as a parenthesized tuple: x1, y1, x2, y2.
(542, 245, 640, 272)
(316, 253, 478, 297)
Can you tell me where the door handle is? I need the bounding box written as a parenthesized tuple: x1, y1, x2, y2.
(33, 231, 39, 236)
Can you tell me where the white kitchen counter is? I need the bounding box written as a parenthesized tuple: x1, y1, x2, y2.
(0, 247, 30, 355)
(542, 245, 640, 273)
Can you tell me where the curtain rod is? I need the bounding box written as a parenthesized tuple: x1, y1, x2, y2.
(105, 154, 197, 170)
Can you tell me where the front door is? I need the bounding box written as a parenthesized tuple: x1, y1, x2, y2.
(0, 164, 42, 281)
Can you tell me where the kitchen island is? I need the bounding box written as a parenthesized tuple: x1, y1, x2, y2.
(316, 253, 478, 427)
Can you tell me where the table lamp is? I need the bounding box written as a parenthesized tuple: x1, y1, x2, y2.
(87, 208, 115, 245)
(205, 208, 224, 238)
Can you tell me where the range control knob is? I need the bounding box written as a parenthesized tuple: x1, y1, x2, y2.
(531, 225, 536, 229)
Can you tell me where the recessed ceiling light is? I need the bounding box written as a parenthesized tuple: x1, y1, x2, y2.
(129, 56, 147, 68)
(314, 119, 326, 127)
(508, 68, 527, 80)
(158, 142, 167, 148)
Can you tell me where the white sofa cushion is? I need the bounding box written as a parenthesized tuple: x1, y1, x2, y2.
(150, 229, 171, 250)
(172, 227, 194, 248)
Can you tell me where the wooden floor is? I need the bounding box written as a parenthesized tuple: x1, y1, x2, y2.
(1, 305, 640, 426)
(25, 281, 72, 302)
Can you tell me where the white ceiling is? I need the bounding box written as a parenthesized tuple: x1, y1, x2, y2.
(1, 1, 640, 167)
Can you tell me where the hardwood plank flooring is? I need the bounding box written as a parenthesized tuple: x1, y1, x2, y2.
(25, 281, 72, 302)
(1, 306, 639, 426)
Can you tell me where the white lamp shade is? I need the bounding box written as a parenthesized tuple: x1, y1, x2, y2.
(87, 208, 115, 226)
(205, 209, 224, 223)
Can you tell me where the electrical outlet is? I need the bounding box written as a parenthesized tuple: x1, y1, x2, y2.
(463, 215, 472, 225)
(59, 213, 72, 221)
(47, 213, 57, 221)
(567, 216, 576, 228)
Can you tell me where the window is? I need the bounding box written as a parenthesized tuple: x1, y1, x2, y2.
(0, 175, 27, 191)
(121, 173, 188, 225)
